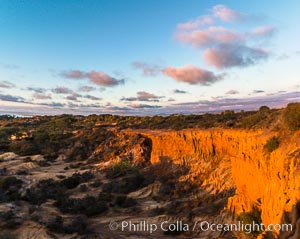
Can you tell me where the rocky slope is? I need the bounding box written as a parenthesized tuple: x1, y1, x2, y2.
(0, 128, 299, 239)
(134, 129, 300, 238)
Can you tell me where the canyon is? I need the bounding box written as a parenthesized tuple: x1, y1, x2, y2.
(138, 129, 300, 238)
(0, 127, 299, 239)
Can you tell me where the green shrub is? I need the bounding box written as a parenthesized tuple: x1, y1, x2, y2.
(90, 179, 102, 188)
(44, 215, 88, 234)
(0, 210, 22, 229)
(16, 170, 28, 175)
(9, 140, 39, 156)
(102, 173, 145, 194)
(0, 232, 17, 239)
(55, 196, 108, 216)
(24, 172, 94, 205)
(259, 105, 270, 112)
(241, 112, 265, 128)
(0, 176, 22, 191)
(36, 160, 51, 167)
(114, 195, 137, 208)
(264, 136, 280, 153)
(237, 210, 263, 237)
(106, 161, 138, 179)
(283, 103, 300, 131)
(63, 216, 87, 234)
(44, 153, 58, 161)
(23, 179, 65, 205)
(0, 176, 22, 202)
(60, 171, 94, 189)
(45, 215, 64, 233)
(79, 184, 88, 192)
(98, 192, 114, 203)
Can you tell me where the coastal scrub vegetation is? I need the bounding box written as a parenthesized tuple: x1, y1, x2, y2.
(283, 103, 300, 131)
(0, 103, 299, 158)
(237, 210, 263, 237)
(264, 136, 280, 153)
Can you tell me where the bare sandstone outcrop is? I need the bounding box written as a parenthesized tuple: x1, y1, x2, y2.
(133, 129, 300, 238)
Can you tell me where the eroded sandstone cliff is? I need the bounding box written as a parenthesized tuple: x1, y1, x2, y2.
(132, 129, 300, 238)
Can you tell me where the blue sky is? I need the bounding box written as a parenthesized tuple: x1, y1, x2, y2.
(0, 0, 299, 115)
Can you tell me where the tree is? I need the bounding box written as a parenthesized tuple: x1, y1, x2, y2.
(283, 103, 300, 131)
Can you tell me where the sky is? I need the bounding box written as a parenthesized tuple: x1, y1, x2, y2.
(0, 0, 299, 115)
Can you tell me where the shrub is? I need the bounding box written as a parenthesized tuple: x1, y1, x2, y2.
(69, 163, 83, 169)
(98, 192, 114, 203)
(0, 176, 22, 202)
(9, 140, 39, 156)
(60, 174, 81, 189)
(0, 210, 22, 229)
(114, 195, 137, 208)
(264, 136, 280, 153)
(36, 160, 51, 167)
(63, 216, 87, 234)
(16, 170, 28, 175)
(60, 171, 94, 189)
(106, 161, 138, 179)
(56, 175, 66, 179)
(55, 196, 108, 216)
(45, 215, 88, 234)
(0, 232, 17, 239)
(45, 215, 64, 233)
(44, 153, 58, 161)
(283, 103, 300, 131)
(0, 176, 22, 191)
(90, 179, 102, 188)
(24, 172, 94, 205)
(79, 184, 88, 192)
(259, 105, 270, 112)
(241, 112, 266, 129)
(23, 179, 65, 205)
(102, 173, 145, 194)
(237, 210, 263, 237)
(23, 157, 32, 162)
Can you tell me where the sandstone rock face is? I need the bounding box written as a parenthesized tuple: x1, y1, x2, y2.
(136, 129, 300, 238)
(89, 131, 152, 166)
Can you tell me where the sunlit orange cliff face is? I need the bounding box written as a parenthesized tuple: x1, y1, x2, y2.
(127, 129, 300, 238)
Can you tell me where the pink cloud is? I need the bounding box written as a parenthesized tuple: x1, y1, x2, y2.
(176, 5, 245, 32)
(87, 71, 124, 86)
(52, 87, 73, 94)
(177, 15, 214, 30)
(250, 26, 276, 37)
(0, 81, 15, 88)
(62, 70, 85, 79)
(132, 62, 161, 76)
(32, 93, 52, 99)
(122, 91, 163, 102)
(226, 90, 239, 95)
(174, 5, 274, 69)
(62, 70, 124, 87)
(212, 5, 245, 22)
(163, 65, 224, 85)
(203, 45, 270, 68)
(128, 103, 161, 109)
(78, 86, 96, 92)
(176, 26, 243, 47)
(84, 94, 101, 100)
(66, 93, 82, 101)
